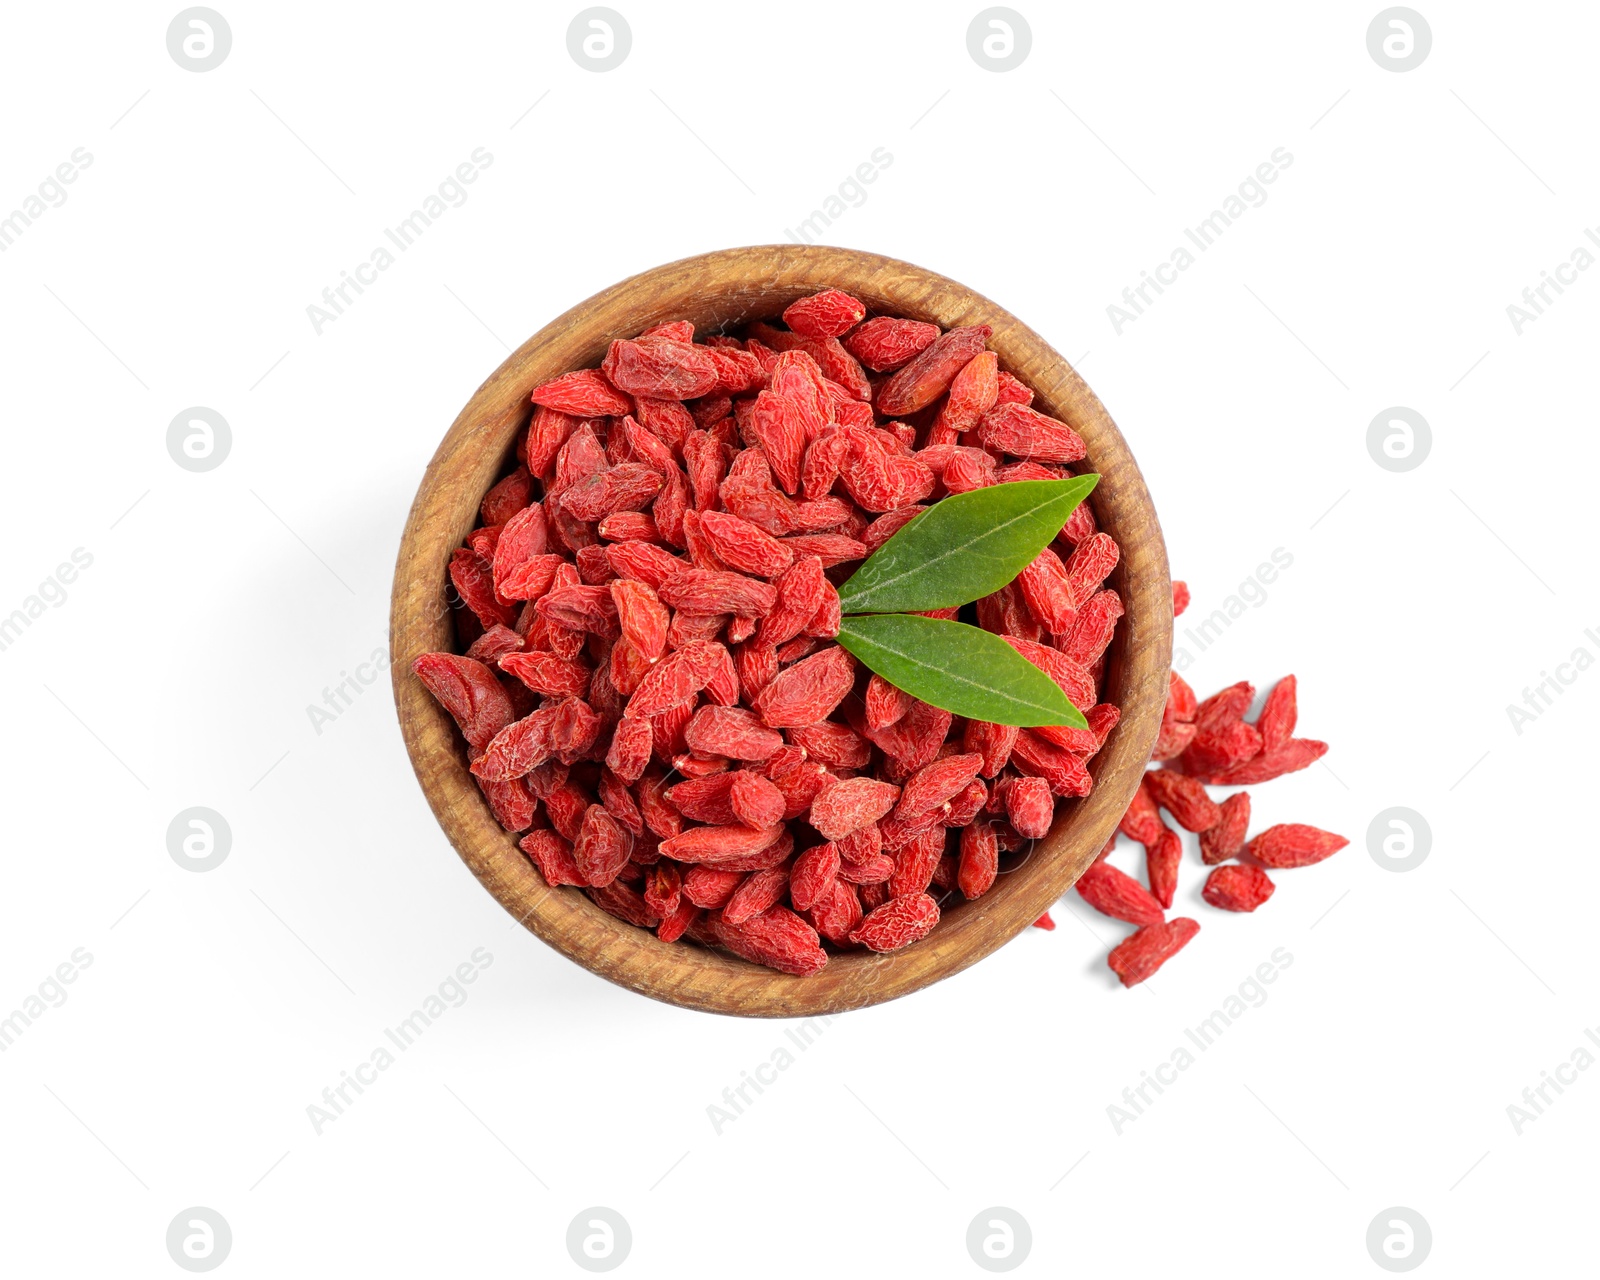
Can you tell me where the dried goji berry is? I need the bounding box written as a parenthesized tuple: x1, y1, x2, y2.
(850, 892, 940, 952)
(809, 777, 901, 842)
(1246, 824, 1348, 868)
(1144, 770, 1223, 833)
(783, 289, 866, 340)
(1108, 918, 1199, 987)
(1198, 791, 1250, 865)
(1202, 863, 1275, 912)
(1076, 860, 1165, 927)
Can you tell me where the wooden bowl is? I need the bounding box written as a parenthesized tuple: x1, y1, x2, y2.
(390, 245, 1171, 1017)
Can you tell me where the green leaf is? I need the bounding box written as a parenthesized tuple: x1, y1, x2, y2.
(837, 476, 1099, 615)
(836, 614, 1088, 729)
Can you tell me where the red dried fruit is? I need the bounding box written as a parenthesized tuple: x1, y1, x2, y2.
(1167, 671, 1198, 722)
(757, 555, 827, 647)
(837, 852, 894, 885)
(529, 369, 631, 417)
(957, 821, 998, 899)
(843, 316, 940, 371)
(728, 770, 785, 828)
(659, 822, 785, 865)
(964, 720, 1019, 779)
(659, 567, 777, 617)
(783, 289, 866, 340)
(1172, 580, 1190, 616)
(809, 777, 901, 841)
(1257, 674, 1298, 753)
(1064, 532, 1119, 607)
(1060, 589, 1122, 667)
(412, 653, 514, 752)
(450, 547, 518, 629)
(1246, 824, 1348, 869)
(876, 326, 994, 416)
(698, 509, 795, 579)
(887, 827, 945, 897)
(894, 753, 984, 823)
(573, 804, 632, 887)
(609, 578, 670, 662)
(1143, 770, 1222, 833)
(1016, 547, 1078, 636)
(790, 841, 841, 912)
(722, 864, 792, 926)
(682, 865, 742, 909)
(627, 640, 726, 717)
(1183, 717, 1263, 776)
(807, 880, 863, 946)
(998, 775, 1053, 839)
(1199, 792, 1251, 865)
(708, 906, 827, 976)
(520, 829, 585, 887)
(1120, 781, 1167, 848)
(499, 651, 591, 700)
(1076, 860, 1165, 926)
(977, 402, 1087, 463)
(1202, 738, 1327, 786)
(642, 860, 682, 919)
(561, 462, 665, 522)
(1108, 918, 1199, 987)
(1194, 681, 1255, 734)
(683, 705, 782, 761)
(752, 644, 855, 728)
(787, 720, 870, 770)
(1145, 826, 1182, 910)
(933, 351, 1000, 441)
(602, 337, 721, 400)
(656, 898, 699, 943)
(850, 892, 940, 952)
(1203, 864, 1275, 912)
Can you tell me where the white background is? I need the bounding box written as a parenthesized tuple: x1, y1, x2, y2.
(2, 1, 1595, 1275)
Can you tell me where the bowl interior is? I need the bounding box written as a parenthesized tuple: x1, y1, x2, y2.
(390, 245, 1171, 1016)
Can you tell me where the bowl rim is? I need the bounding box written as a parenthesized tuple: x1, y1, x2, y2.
(389, 244, 1171, 1017)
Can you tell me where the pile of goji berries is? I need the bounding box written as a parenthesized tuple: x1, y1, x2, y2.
(1074, 583, 1348, 986)
(413, 288, 1130, 976)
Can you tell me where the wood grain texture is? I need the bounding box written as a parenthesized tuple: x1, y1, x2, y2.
(389, 245, 1171, 1017)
